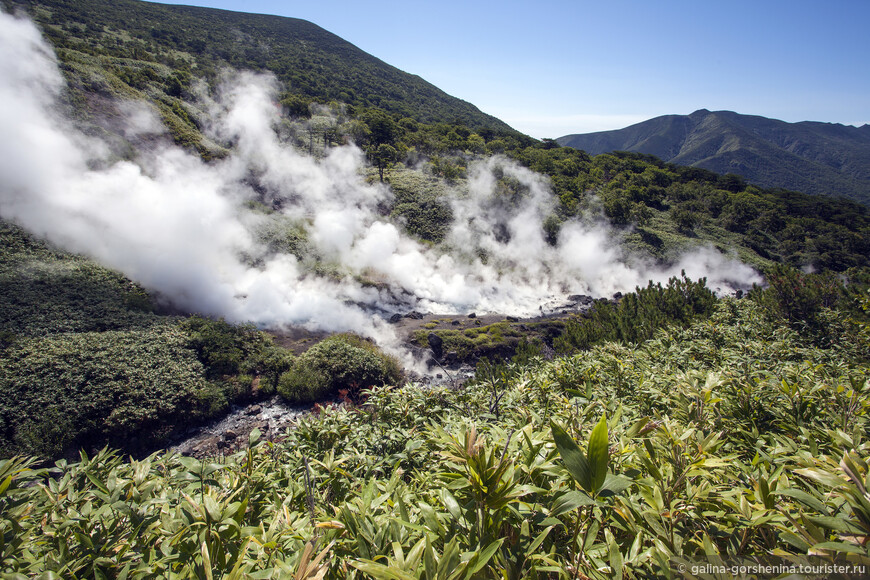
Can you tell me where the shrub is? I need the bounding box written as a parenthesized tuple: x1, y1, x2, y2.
(277, 334, 402, 403)
(748, 264, 870, 345)
(179, 316, 290, 383)
(241, 344, 295, 395)
(556, 273, 718, 352)
(748, 264, 842, 329)
(180, 316, 253, 379)
(0, 324, 209, 458)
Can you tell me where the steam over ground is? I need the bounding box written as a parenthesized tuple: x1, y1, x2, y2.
(0, 11, 760, 360)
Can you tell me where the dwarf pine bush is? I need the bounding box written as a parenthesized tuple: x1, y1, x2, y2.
(555, 272, 717, 352)
(278, 333, 402, 403)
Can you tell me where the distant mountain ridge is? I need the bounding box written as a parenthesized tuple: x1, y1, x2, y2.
(557, 110, 870, 205)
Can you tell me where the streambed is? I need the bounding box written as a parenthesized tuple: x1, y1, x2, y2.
(168, 395, 311, 458)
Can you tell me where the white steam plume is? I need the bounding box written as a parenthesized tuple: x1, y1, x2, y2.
(0, 11, 760, 365)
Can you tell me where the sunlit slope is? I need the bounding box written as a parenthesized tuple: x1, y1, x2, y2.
(3, 0, 512, 132)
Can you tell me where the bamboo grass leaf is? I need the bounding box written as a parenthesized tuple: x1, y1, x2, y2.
(598, 473, 632, 497)
(773, 488, 830, 515)
(550, 490, 597, 516)
(810, 541, 867, 555)
(587, 413, 610, 493)
(350, 560, 418, 580)
(550, 420, 593, 492)
(461, 539, 505, 578)
(201, 541, 214, 580)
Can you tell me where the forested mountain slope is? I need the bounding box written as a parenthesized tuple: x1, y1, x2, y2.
(3, 0, 512, 132)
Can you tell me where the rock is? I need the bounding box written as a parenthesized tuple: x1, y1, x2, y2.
(224, 430, 238, 441)
(216, 440, 227, 450)
(613, 292, 623, 300)
(389, 313, 402, 323)
(246, 405, 262, 416)
(468, 312, 477, 319)
(405, 311, 424, 319)
(506, 315, 519, 322)
(445, 351, 459, 365)
(568, 294, 594, 305)
(451, 319, 461, 326)
(427, 333, 444, 358)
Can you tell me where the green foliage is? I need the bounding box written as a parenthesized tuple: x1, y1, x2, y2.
(0, 324, 208, 458)
(181, 316, 265, 379)
(670, 204, 700, 232)
(749, 265, 842, 327)
(413, 321, 529, 362)
(177, 316, 296, 407)
(507, 147, 870, 271)
(253, 214, 311, 260)
(556, 273, 718, 352)
(278, 334, 402, 403)
(2, 296, 869, 576)
(388, 168, 454, 244)
(371, 143, 398, 182)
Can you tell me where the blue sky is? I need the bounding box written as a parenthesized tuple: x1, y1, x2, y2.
(151, 0, 870, 138)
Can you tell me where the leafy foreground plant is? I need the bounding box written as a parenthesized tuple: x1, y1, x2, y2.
(1, 298, 869, 578)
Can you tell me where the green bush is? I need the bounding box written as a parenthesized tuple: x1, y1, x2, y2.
(0, 324, 209, 458)
(179, 316, 280, 380)
(191, 381, 230, 420)
(748, 264, 870, 345)
(277, 334, 402, 403)
(556, 273, 718, 352)
(241, 344, 295, 395)
(749, 264, 842, 328)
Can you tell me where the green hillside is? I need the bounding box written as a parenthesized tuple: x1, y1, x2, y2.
(505, 148, 870, 272)
(557, 110, 870, 206)
(2, 0, 512, 140)
(0, 220, 304, 458)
